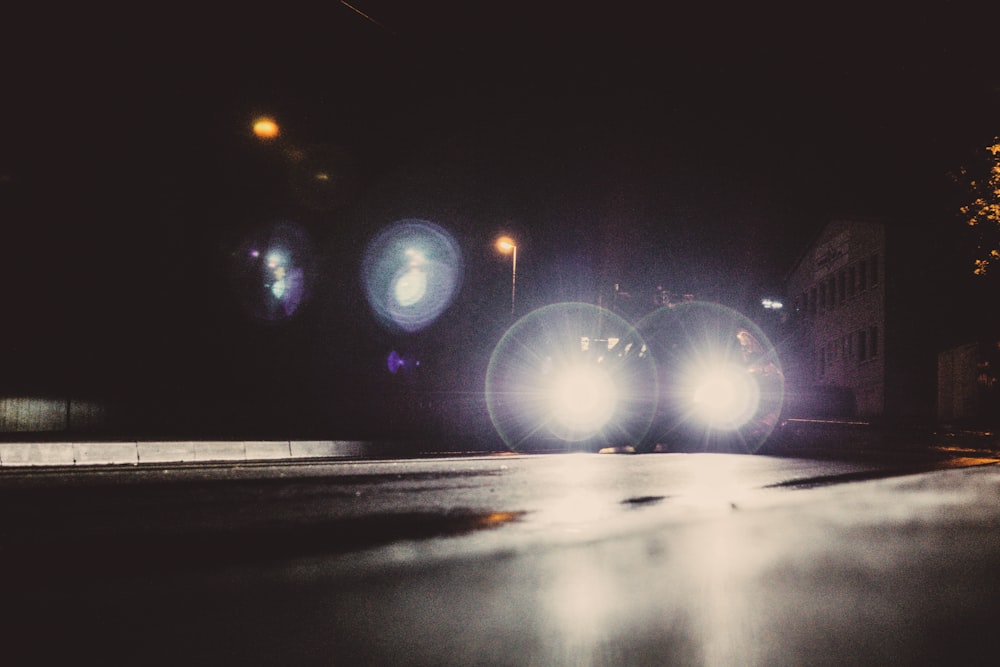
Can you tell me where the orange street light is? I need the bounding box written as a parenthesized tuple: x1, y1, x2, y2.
(252, 117, 280, 140)
(496, 236, 517, 315)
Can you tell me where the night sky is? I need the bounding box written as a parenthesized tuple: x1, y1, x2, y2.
(2, 3, 999, 435)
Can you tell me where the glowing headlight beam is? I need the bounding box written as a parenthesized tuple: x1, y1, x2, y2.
(686, 363, 760, 431)
(485, 302, 659, 452)
(631, 301, 786, 452)
(546, 363, 618, 439)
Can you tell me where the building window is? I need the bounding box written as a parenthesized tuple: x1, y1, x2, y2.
(870, 254, 879, 286)
(976, 360, 996, 389)
(838, 270, 846, 304)
(869, 325, 879, 358)
(818, 283, 826, 312)
(858, 260, 868, 292)
(828, 277, 836, 309)
(847, 266, 855, 299)
(858, 329, 868, 362)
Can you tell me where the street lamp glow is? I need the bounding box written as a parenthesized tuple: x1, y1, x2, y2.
(496, 236, 517, 315)
(253, 117, 280, 140)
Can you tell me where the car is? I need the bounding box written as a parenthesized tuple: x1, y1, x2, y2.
(485, 300, 785, 453)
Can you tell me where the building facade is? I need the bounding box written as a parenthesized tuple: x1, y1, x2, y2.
(784, 220, 890, 419)
(938, 340, 1000, 426)
(784, 218, 942, 424)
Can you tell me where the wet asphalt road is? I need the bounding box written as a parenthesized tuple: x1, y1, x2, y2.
(2, 445, 999, 665)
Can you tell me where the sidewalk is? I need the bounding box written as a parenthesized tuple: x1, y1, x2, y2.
(769, 418, 1000, 455)
(0, 440, 391, 468)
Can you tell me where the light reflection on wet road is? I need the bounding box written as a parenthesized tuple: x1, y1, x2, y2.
(3, 449, 999, 665)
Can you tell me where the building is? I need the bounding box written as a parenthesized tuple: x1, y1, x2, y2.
(783, 219, 936, 424)
(938, 340, 1000, 427)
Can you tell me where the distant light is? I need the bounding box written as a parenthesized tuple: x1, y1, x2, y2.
(253, 117, 280, 140)
(288, 144, 359, 212)
(761, 298, 783, 310)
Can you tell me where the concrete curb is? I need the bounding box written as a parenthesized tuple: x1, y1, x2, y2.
(0, 440, 379, 468)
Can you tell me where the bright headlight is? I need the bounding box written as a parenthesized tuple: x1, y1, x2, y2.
(485, 302, 659, 452)
(546, 364, 618, 439)
(686, 363, 759, 430)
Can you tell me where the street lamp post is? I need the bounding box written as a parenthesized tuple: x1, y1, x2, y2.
(496, 237, 517, 315)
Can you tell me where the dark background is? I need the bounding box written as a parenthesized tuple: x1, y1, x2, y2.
(2, 2, 999, 437)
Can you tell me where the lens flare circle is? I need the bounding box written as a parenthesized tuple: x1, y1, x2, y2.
(362, 220, 463, 333)
(485, 302, 658, 452)
(393, 266, 428, 306)
(230, 221, 316, 322)
(634, 301, 784, 452)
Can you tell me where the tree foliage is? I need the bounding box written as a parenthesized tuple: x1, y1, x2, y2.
(958, 137, 1000, 275)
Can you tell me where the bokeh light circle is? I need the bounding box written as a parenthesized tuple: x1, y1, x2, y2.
(230, 221, 317, 322)
(633, 301, 784, 452)
(485, 302, 658, 452)
(362, 219, 463, 333)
